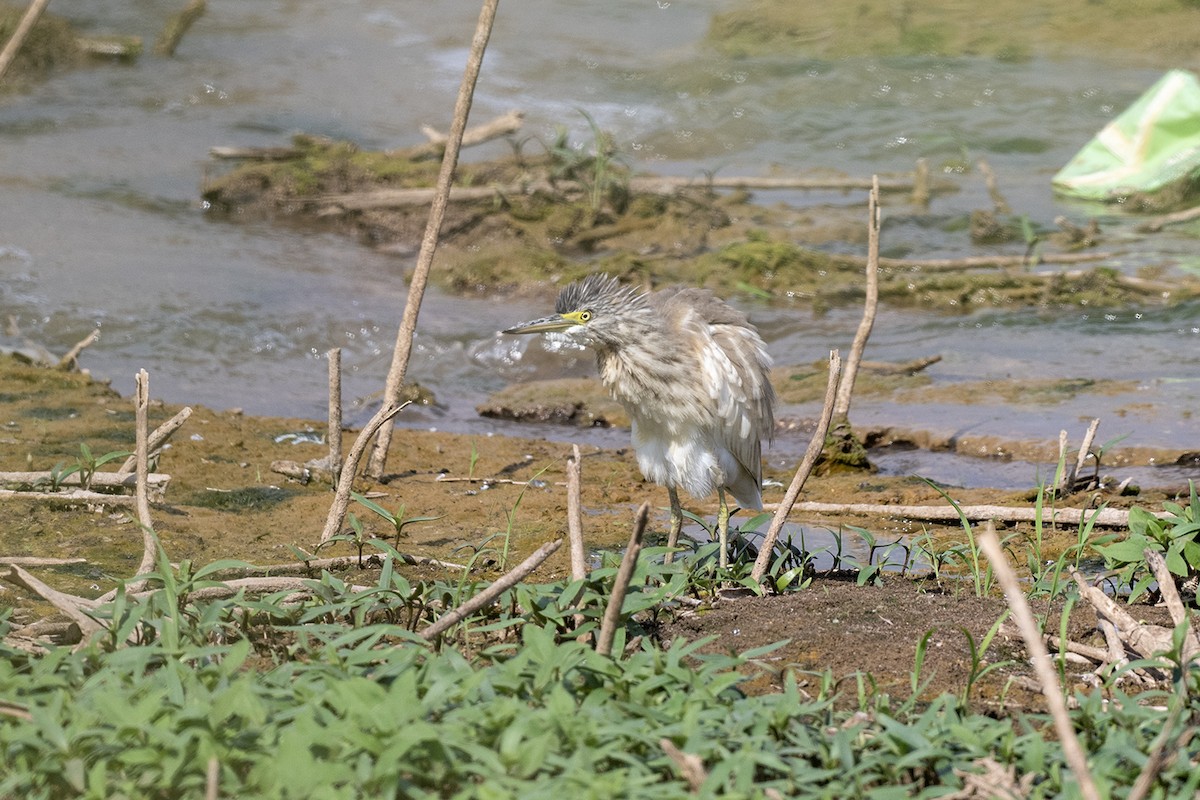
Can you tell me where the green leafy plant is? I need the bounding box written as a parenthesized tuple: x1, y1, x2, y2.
(1096, 482, 1200, 601)
(348, 491, 441, 548)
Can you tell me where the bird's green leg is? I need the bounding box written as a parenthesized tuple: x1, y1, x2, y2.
(665, 486, 683, 564)
(717, 488, 731, 569)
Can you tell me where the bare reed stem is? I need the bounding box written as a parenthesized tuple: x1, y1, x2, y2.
(596, 503, 650, 657)
(320, 402, 407, 544)
(0, 0, 52, 83)
(751, 351, 841, 583)
(833, 177, 879, 421)
(129, 370, 157, 592)
(978, 525, 1100, 800)
(366, 0, 500, 478)
(327, 348, 343, 476)
(567, 444, 586, 582)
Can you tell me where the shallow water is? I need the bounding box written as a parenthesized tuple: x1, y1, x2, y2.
(1, 1, 1198, 489)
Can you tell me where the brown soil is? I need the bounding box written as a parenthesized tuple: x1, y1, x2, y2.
(0, 354, 1183, 707)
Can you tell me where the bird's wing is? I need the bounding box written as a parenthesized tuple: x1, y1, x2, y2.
(700, 321, 775, 497)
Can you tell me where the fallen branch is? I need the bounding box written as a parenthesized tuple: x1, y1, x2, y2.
(0, 556, 87, 567)
(410, 109, 524, 154)
(420, 538, 563, 640)
(1138, 203, 1200, 233)
(0, 471, 170, 493)
(0, 488, 142, 505)
(860, 355, 941, 375)
(762, 500, 1159, 529)
(1070, 570, 1177, 660)
(1144, 549, 1200, 664)
(978, 525, 1101, 800)
(879, 251, 1114, 272)
(206, 552, 468, 579)
(2, 565, 102, 636)
(319, 172, 948, 213)
(595, 503, 650, 657)
(751, 350, 842, 582)
(117, 406, 192, 474)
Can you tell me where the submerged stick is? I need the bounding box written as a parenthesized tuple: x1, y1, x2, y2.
(751, 350, 841, 583)
(57, 329, 99, 371)
(366, 0, 500, 479)
(154, 0, 206, 57)
(833, 177, 879, 421)
(596, 503, 650, 658)
(978, 526, 1100, 800)
(420, 538, 563, 641)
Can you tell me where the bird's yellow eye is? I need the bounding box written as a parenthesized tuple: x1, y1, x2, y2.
(579, 310, 592, 322)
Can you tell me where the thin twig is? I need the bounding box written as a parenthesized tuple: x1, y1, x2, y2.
(0, 556, 87, 566)
(759, 500, 1158, 529)
(366, 0, 500, 478)
(596, 503, 650, 657)
(833, 177, 879, 421)
(206, 552, 468, 579)
(320, 402, 407, 544)
(129, 370, 157, 593)
(420, 538, 563, 640)
(0, 0, 52, 83)
(327, 348, 343, 477)
(751, 351, 842, 582)
(978, 525, 1101, 800)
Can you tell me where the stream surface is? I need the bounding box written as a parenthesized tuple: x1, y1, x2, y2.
(1, 0, 1198, 490)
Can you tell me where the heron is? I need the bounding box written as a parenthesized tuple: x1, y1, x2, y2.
(504, 273, 775, 566)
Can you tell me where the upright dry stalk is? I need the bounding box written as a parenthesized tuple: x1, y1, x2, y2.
(366, 0, 501, 478)
(130, 370, 158, 592)
(833, 177, 880, 422)
(596, 503, 650, 658)
(750, 351, 842, 583)
(117, 406, 192, 474)
(977, 525, 1101, 800)
(0, 0, 52, 82)
(566, 444, 587, 581)
(327, 348, 343, 476)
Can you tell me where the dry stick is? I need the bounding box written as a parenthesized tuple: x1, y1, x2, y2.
(878, 251, 1113, 272)
(327, 348, 343, 476)
(125, 370, 159, 595)
(0, 488, 143, 505)
(118, 406, 193, 474)
(1139, 203, 1200, 233)
(0, 0, 52, 82)
(57, 329, 99, 370)
(0, 471, 170, 491)
(0, 556, 86, 567)
(1064, 418, 1100, 493)
(319, 402, 407, 544)
(420, 538, 563, 641)
(595, 503, 650, 658)
(3, 565, 102, 635)
(416, 108, 524, 149)
(205, 755, 220, 800)
(977, 526, 1101, 800)
(1144, 549, 1200, 664)
(154, 0, 205, 57)
(833, 177, 880, 421)
(761, 500, 1154, 529)
(660, 738, 708, 792)
(1070, 570, 1177, 659)
(750, 351, 842, 583)
(207, 552, 468, 579)
(977, 158, 1011, 214)
(366, 0, 500, 479)
(1127, 684, 1190, 800)
(566, 444, 587, 582)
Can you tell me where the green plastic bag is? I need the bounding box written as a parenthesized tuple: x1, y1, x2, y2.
(1053, 69, 1200, 201)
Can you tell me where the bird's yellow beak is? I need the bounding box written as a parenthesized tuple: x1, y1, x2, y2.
(503, 311, 586, 334)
